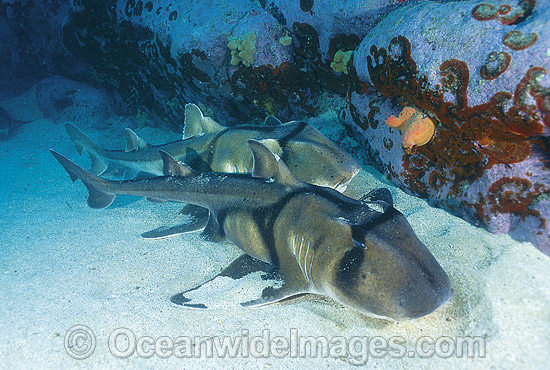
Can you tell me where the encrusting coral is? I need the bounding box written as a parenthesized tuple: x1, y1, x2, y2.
(385, 106, 436, 150)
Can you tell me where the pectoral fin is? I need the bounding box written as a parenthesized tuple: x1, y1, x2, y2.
(170, 254, 280, 309)
(170, 254, 311, 310)
(241, 262, 311, 307)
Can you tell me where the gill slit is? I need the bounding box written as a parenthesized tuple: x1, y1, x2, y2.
(291, 234, 315, 283)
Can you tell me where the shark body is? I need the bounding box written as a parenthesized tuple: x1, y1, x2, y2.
(66, 103, 359, 193)
(51, 141, 452, 321)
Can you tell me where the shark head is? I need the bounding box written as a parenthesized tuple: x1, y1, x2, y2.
(286, 124, 360, 192)
(317, 200, 452, 321)
(300, 187, 452, 321)
(258, 123, 360, 192)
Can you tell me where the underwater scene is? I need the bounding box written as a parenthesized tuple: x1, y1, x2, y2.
(0, 0, 548, 369)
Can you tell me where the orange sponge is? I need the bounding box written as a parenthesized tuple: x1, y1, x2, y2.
(385, 107, 435, 149)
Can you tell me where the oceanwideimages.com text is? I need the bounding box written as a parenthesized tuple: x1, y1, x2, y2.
(65, 325, 486, 364)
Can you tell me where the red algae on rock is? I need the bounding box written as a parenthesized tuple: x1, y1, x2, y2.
(514, 67, 550, 128)
(231, 62, 320, 117)
(480, 51, 511, 80)
(498, 5, 512, 15)
(486, 177, 548, 231)
(440, 59, 470, 110)
(364, 36, 546, 202)
(472, 4, 498, 21)
(503, 31, 539, 51)
(500, 0, 537, 25)
(472, 0, 536, 25)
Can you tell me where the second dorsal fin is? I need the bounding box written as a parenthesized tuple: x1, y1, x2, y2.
(247, 140, 300, 186)
(159, 150, 195, 177)
(263, 116, 282, 126)
(124, 128, 148, 152)
(183, 103, 224, 138)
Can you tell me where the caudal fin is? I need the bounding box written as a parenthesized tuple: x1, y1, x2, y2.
(50, 149, 116, 209)
(64, 123, 108, 175)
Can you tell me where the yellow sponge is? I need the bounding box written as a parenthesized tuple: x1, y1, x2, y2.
(228, 32, 257, 67)
(330, 49, 353, 74)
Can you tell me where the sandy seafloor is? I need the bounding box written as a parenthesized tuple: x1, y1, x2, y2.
(0, 83, 549, 370)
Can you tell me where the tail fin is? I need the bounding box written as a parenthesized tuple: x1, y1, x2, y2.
(50, 149, 116, 209)
(64, 123, 108, 175)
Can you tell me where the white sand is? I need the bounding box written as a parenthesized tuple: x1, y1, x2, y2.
(0, 86, 549, 369)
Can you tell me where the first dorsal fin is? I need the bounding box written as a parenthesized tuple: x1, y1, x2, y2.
(124, 128, 148, 152)
(247, 140, 301, 186)
(183, 103, 224, 138)
(158, 150, 195, 177)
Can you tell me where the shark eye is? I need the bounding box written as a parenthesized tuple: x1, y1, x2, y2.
(353, 239, 367, 249)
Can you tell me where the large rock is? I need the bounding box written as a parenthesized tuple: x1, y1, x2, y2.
(345, 0, 550, 253)
(1, 0, 548, 254)
(0, 0, 406, 126)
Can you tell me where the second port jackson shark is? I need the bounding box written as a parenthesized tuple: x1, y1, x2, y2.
(51, 141, 452, 321)
(65, 103, 359, 238)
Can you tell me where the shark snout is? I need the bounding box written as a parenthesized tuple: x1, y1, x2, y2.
(407, 288, 453, 320)
(390, 276, 453, 321)
(362, 250, 453, 321)
(370, 237, 453, 321)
